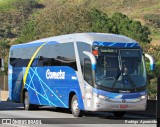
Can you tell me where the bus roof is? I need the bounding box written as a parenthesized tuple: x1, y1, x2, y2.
(11, 33, 138, 49)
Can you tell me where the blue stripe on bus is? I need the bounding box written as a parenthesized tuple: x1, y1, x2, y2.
(9, 66, 84, 110)
(150, 64, 155, 71)
(92, 64, 96, 70)
(92, 88, 146, 99)
(28, 67, 68, 107)
(93, 41, 140, 48)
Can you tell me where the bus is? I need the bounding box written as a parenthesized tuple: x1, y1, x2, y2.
(8, 33, 154, 117)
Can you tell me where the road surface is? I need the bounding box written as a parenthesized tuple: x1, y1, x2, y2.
(0, 101, 156, 127)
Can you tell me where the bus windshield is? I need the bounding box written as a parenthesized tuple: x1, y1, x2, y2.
(95, 48, 146, 91)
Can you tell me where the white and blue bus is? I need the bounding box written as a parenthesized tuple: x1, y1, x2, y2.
(8, 33, 154, 117)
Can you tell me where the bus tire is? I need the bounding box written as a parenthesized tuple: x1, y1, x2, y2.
(24, 91, 34, 110)
(113, 111, 125, 118)
(32, 104, 39, 110)
(71, 95, 83, 117)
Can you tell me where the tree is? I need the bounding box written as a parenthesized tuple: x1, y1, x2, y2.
(0, 39, 10, 75)
(16, 20, 36, 43)
(111, 12, 129, 33)
(111, 12, 151, 43)
(17, 8, 151, 44)
(89, 8, 113, 33)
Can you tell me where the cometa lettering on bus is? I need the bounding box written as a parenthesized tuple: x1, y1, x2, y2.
(46, 69, 65, 79)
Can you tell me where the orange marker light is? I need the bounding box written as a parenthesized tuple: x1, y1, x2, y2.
(92, 50, 98, 56)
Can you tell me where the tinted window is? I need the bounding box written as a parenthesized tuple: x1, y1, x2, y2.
(84, 58, 92, 85)
(76, 42, 91, 72)
(36, 42, 77, 70)
(10, 46, 38, 67)
(10, 42, 77, 70)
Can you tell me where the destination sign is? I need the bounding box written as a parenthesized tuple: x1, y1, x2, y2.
(100, 49, 117, 53)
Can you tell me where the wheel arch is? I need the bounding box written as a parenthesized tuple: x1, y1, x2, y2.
(68, 90, 84, 110)
(69, 91, 76, 109)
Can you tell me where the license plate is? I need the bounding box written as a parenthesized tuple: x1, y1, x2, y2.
(119, 105, 128, 109)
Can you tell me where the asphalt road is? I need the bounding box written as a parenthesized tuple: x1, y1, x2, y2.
(0, 101, 157, 127)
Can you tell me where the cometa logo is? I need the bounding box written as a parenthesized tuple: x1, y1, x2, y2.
(46, 69, 65, 79)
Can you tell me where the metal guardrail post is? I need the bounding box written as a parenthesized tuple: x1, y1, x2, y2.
(157, 76, 160, 127)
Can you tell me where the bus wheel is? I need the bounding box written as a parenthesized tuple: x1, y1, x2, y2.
(113, 111, 125, 118)
(32, 104, 39, 110)
(24, 91, 33, 110)
(71, 95, 83, 117)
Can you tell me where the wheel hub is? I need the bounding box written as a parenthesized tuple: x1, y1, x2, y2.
(72, 99, 78, 113)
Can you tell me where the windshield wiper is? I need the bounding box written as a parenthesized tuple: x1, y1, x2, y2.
(111, 71, 121, 89)
(124, 74, 137, 92)
(111, 71, 137, 92)
(111, 51, 122, 89)
(122, 63, 137, 92)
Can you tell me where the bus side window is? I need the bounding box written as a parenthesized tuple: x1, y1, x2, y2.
(38, 56, 49, 66)
(38, 56, 43, 66)
(84, 58, 93, 85)
(31, 58, 38, 67)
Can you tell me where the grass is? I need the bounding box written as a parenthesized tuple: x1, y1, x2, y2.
(140, 4, 160, 12)
(151, 30, 160, 39)
(0, 0, 18, 11)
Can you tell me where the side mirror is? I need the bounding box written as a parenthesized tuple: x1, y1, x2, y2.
(83, 51, 96, 86)
(83, 51, 96, 70)
(145, 53, 155, 71)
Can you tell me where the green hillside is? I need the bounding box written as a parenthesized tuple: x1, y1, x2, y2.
(0, 0, 17, 10)
(37, 0, 160, 44)
(0, 0, 160, 44)
(32, 0, 160, 44)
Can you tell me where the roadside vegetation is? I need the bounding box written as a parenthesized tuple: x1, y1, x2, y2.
(0, 0, 159, 99)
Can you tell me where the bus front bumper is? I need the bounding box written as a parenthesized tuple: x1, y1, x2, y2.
(86, 95, 147, 111)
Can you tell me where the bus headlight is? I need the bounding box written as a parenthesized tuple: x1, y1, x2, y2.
(98, 95, 106, 100)
(139, 95, 146, 100)
(141, 95, 146, 99)
(99, 95, 110, 101)
(93, 92, 98, 97)
(93, 93, 110, 101)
